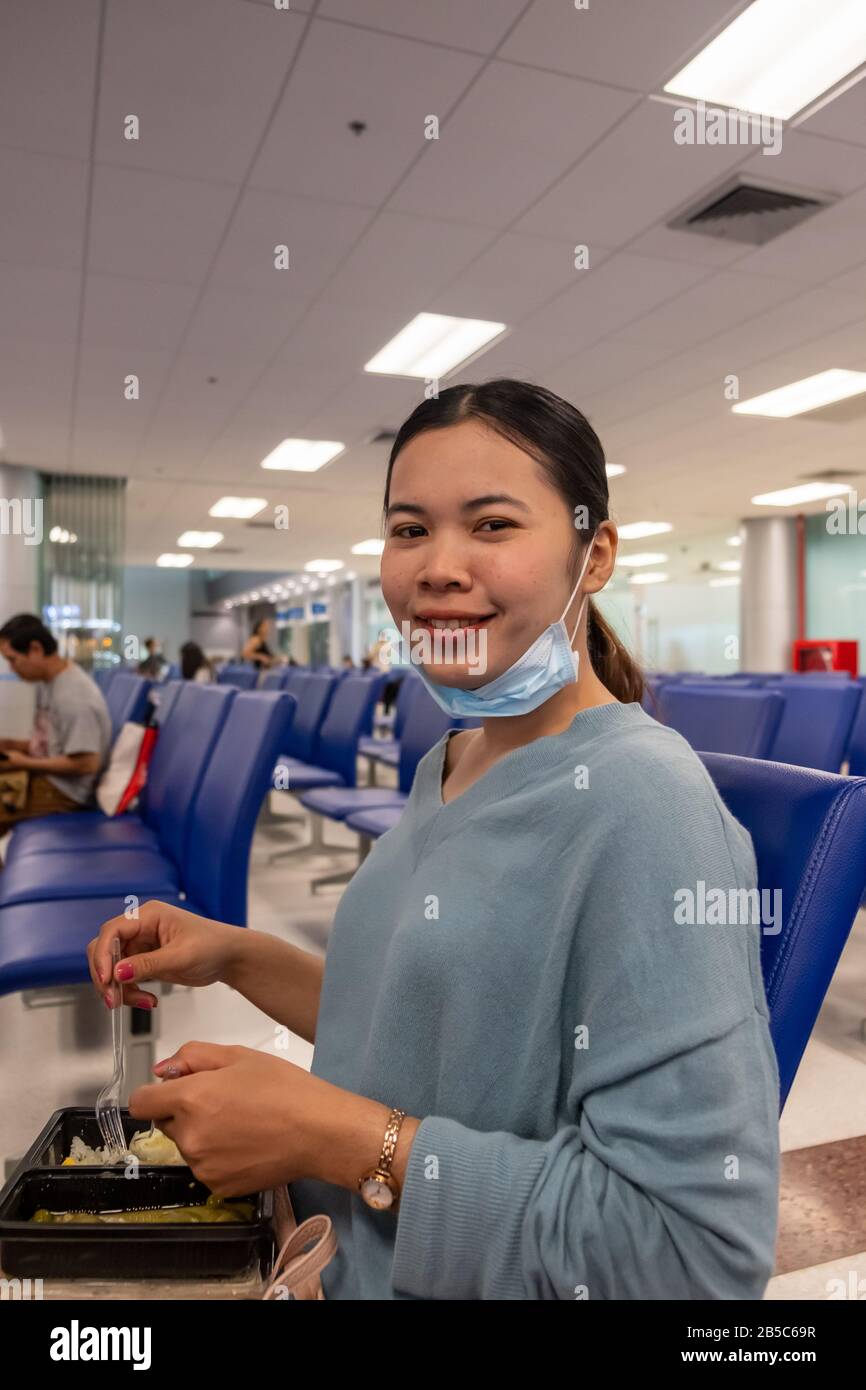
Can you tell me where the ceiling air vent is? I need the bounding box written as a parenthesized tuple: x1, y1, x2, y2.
(366, 428, 397, 446)
(669, 178, 831, 246)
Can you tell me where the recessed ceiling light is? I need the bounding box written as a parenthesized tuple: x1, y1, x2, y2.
(617, 552, 668, 568)
(751, 481, 855, 506)
(629, 572, 668, 585)
(304, 559, 344, 573)
(732, 369, 866, 417)
(364, 313, 507, 378)
(177, 530, 223, 548)
(351, 538, 385, 555)
(664, 0, 866, 120)
(250, 591, 261, 600)
(709, 577, 741, 588)
(605, 464, 627, 479)
(716, 560, 742, 572)
(157, 553, 194, 568)
(209, 496, 267, 519)
(261, 439, 344, 471)
(617, 521, 673, 540)
(727, 535, 743, 546)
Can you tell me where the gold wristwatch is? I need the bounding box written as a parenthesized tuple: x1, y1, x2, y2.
(358, 1108, 406, 1211)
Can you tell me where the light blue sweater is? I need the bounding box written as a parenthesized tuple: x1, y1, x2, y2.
(291, 701, 780, 1299)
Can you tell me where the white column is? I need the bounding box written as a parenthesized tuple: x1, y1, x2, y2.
(0, 464, 41, 735)
(739, 516, 798, 672)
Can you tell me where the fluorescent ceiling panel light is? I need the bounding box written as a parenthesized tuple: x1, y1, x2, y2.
(261, 440, 344, 472)
(156, 553, 193, 568)
(209, 496, 267, 519)
(663, 0, 866, 120)
(352, 538, 385, 555)
(727, 535, 743, 546)
(629, 572, 668, 585)
(618, 521, 673, 540)
(304, 559, 343, 573)
(716, 560, 742, 572)
(732, 369, 866, 417)
(709, 577, 741, 588)
(605, 464, 627, 478)
(364, 313, 507, 378)
(177, 530, 223, 548)
(751, 481, 855, 505)
(617, 552, 668, 568)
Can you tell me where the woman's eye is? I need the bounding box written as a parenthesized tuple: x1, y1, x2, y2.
(476, 519, 515, 532)
(391, 524, 427, 539)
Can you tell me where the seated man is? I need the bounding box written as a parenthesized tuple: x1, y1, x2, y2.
(0, 614, 112, 833)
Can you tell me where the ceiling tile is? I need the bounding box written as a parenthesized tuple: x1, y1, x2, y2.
(391, 61, 635, 228)
(249, 20, 482, 203)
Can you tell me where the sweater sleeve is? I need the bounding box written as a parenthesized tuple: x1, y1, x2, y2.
(391, 745, 780, 1300)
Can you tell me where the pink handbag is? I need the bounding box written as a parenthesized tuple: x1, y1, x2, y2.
(261, 1184, 337, 1300)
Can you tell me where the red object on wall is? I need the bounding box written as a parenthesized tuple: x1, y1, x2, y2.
(791, 640, 858, 676)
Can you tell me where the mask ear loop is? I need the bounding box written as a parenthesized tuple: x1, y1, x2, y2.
(562, 534, 597, 647)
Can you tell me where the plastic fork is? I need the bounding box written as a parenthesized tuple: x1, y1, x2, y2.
(96, 938, 127, 1159)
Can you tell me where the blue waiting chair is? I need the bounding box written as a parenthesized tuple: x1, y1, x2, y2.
(104, 672, 152, 740)
(764, 680, 861, 771)
(311, 690, 479, 876)
(0, 690, 297, 996)
(260, 667, 290, 691)
(700, 752, 866, 1108)
(656, 687, 784, 758)
(4, 683, 234, 862)
(218, 663, 259, 690)
(359, 671, 420, 776)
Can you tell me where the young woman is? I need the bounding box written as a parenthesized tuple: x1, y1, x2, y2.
(242, 618, 276, 669)
(179, 641, 214, 684)
(88, 380, 779, 1300)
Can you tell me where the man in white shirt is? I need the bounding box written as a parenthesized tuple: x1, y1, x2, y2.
(0, 613, 112, 831)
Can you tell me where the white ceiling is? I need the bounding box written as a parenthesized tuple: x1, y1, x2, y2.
(2, 0, 866, 583)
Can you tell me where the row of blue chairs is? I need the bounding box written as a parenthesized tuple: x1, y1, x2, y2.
(0, 682, 297, 995)
(645, 675, 866, 772)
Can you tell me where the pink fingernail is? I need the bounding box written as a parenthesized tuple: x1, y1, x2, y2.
(116, 962, 133, 981)
(135, 999, 155, 1010)
(103, 994, 113, 1009)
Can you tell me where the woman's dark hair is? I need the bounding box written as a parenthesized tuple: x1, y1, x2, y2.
(382, 379, 642, 704)
(0, 613, 58, 657)
(252, 619, 268, 636)
(180, 641, 207, 681)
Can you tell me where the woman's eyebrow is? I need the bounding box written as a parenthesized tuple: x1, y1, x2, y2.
(386, 493, 531, 520)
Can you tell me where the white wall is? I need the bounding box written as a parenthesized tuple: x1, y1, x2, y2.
(123, 567, 191, 667)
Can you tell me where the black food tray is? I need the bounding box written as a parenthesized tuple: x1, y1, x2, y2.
(0, 1108, 275, 1280)
(11, 1106, 187, 1173)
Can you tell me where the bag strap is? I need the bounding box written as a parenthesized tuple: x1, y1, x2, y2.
(262, 1186, 337, 1301)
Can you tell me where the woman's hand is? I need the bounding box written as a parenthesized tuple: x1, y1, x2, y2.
(129, 1042, 404, 1197)
(86, 899, 246, 1010)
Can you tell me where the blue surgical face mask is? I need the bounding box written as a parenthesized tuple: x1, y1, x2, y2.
(413, 536, 596, 719)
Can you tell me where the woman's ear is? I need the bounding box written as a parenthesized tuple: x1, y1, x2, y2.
(586, 521, 617, 593)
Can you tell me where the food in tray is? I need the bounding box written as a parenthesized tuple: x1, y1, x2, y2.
(30, 1193, 255, 1224)
(60, 1127, 184, 1166)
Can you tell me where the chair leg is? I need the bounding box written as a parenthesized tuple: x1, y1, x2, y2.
(268, 811, 358, 864)
(311, 864, 359, 893)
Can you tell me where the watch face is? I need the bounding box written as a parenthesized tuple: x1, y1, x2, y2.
(361, 1177, 394, 1211)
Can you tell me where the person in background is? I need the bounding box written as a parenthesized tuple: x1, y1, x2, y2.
(138, 637, 166, 679)
(0, 613, 112, 832)
(180, 641, 214, 684)
(340, 654, 354, 670)
(242, 618, 276, 669)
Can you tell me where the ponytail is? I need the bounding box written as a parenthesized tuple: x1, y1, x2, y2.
(587, 600, 644, 705)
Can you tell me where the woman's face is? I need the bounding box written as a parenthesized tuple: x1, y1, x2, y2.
(380, 418, 610, 688)
(258, 620, 271, 640)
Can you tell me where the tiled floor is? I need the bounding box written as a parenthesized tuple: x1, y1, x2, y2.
(2, 778, 865, 1297)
